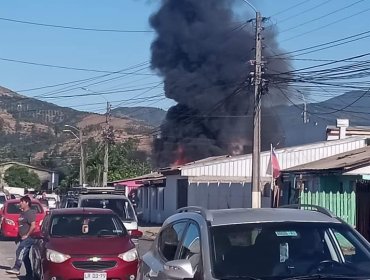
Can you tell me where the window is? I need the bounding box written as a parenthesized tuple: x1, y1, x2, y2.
(7, 202, 42, 214)
(333, 230, 357, 261)
(80, 198, 136, 221)
(158, 221, 187, 261)
(50, 214, 127, 237)
(178, 223, 202, 280)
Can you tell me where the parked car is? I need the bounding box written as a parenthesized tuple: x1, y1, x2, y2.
(0, 199, 45, 238)
(0, 192, 7, 209)
(138, 205, 370, 280)
(78, 194, 139, 232)
(31, 207, 139, 280)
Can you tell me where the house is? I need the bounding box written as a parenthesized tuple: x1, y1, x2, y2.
(138, 136, 370, 224)
(326, 119, 370, 140)
(0, 162, 58, 192)
(282, 146, 370, 240)
(111, 172, 163, 197)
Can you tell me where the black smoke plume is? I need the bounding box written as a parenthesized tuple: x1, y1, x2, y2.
(150, 0, 292, 167)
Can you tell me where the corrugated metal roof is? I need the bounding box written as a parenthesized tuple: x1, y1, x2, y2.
(178, 137, 369, 178)
(283, 146, 370, 172)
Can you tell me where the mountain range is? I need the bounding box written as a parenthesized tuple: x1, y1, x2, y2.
(0, 85, 368, 166)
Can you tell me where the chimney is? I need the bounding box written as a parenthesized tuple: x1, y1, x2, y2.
(336, 119, 349, 139)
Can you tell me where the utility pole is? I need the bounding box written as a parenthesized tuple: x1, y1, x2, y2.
(251, 12, 263, 208)
(102, 102, 111, 187)
(79, 129, 85, 186)
(64, 125, 85, 186)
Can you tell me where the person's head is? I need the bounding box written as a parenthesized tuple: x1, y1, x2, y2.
(20, 195, 32, 211)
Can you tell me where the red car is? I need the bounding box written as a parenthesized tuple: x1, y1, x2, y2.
(31, 208, 139, 280)
(0, 199, 45, 238)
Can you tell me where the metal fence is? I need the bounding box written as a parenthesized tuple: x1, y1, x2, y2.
(300, 191, 356, 226)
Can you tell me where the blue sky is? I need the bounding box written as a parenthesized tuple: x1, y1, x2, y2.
(0, 0, 369, 113)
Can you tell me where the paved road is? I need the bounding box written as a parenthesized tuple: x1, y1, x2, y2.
(0, 237, 154, 280)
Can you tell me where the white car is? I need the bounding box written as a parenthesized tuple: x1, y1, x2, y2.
(0, 192, 7, 210)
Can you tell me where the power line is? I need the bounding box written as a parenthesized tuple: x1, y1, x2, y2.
(0, 56, 154, 75)
(0, 16, 153, 33)
(276, 0, 333, 24)
(267, 30, 370, 59)
(279, 0, 365, 34)
(270, 0, 312, 17)
(281, 7, 370, 43)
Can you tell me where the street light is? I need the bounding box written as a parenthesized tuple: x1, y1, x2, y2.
(63, 125, 85, 186)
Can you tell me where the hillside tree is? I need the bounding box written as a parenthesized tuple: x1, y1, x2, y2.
(4, 165, 41, 190)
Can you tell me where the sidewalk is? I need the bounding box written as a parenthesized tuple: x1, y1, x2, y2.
(138, 222, 161, 241)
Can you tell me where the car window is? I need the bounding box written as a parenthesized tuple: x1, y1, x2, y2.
(80, 198, 136, 221)
(50, 214, 127, 237)
(210, 223, 370, 279)
(0, 196, 6, 203)
(178, 223, 202, 280)
(158, 221, 187, 261)
(7, 202, 43, 214)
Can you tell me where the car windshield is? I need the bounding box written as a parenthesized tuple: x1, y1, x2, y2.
(211, 222, 370, 280)
(80, 198, 136, 221)
(50, 214, 127, 237)
(7, 202, 43, 214)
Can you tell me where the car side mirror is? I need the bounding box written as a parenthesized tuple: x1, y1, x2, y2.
(129, 229, 143, 239)
(163, 259, 195, 279)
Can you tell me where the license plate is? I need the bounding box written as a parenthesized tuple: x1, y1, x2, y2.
(84, 272, 107, 280)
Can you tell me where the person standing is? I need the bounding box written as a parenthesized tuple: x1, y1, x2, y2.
(6, 196, 36, 278)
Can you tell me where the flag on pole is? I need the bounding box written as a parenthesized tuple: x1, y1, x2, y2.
(267, 147, 281, 179)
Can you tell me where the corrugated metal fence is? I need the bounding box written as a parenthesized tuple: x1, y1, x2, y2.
(300, 191, 356, 226)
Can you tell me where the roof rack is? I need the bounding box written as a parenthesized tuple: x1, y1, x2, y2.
(71, 186, 126, 195)
(279, 204, 336, 218)
(177, 206, 213, 221)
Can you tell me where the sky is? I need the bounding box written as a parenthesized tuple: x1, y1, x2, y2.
(0, 0, 370, 114)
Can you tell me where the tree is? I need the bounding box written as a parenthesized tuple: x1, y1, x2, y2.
(4, 165, 41, 190)
(84, 138, 151, 186)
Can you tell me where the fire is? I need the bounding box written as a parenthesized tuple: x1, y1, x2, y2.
(172, 145, 188, 166)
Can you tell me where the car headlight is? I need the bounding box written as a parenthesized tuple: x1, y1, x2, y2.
(46, 249, 71, 263)
(5, 218, 15, 226)
(118, 248, 138, 262)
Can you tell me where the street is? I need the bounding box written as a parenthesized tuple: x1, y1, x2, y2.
(0, 237, 154, 280)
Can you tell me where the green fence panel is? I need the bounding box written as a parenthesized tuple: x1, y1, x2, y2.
(299, 190, 356, 226)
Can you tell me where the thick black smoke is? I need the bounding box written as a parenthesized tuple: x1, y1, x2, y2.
(150, 0, 292, 167)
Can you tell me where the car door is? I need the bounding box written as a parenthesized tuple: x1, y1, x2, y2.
(32, 213, 51, 278)
(177, 222, 203, 280)
(139, 220, 188, 280)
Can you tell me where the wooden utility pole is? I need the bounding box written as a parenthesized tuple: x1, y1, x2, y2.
(251, 12, 263, 208)
(102, 102, 111, 187)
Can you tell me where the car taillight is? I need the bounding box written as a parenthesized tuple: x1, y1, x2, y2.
(5, 218, 15, 226)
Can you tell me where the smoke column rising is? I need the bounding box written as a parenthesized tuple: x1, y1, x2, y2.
(150, 0, 292, 167)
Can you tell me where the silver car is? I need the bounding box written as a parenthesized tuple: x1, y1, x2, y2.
(138, 205, 370, 280)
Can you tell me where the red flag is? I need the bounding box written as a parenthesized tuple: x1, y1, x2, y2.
(267, 149, 281, 179)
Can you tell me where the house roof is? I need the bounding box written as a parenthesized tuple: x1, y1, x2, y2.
(110, 172, 164, 184)
(0, 161, 55, 173)
(160, 136, 369, 174)
(283, 146, 370, 173)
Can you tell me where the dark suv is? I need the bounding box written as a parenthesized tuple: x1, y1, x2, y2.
(138, 205, 370, 280)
